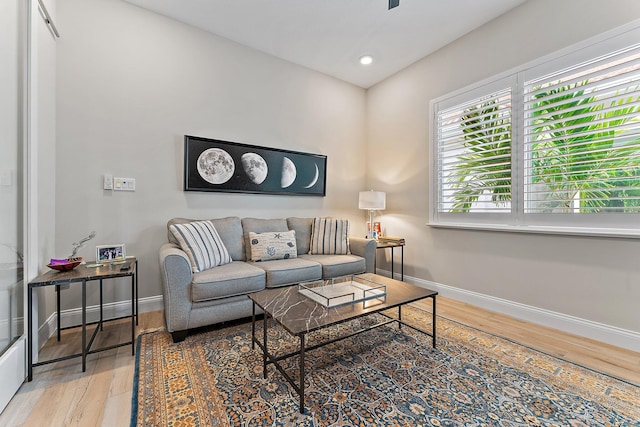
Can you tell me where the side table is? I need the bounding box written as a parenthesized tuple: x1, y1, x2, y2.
(376, 241, 404, 281)
(27, 258, 138, 381)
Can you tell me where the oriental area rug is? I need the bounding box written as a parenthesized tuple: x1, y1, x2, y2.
(131, 307, 640, 426)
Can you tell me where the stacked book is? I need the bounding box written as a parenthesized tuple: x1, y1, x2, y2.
(378, 236, 405, 245)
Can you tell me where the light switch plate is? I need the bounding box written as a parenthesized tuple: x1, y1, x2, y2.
(0, 169, 13, 187)
(103, 174, 113, 190)
(114, 177, 135, 191)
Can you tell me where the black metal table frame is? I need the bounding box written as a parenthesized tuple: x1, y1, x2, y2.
(250, 294, 436, 414)
(27, 262, 138, 381)
(376, 242, 404, 281)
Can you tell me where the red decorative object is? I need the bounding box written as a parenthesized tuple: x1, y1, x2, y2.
(47, 257, 83, 272)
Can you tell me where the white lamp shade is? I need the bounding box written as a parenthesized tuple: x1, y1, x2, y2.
(358, 191, 386, 210)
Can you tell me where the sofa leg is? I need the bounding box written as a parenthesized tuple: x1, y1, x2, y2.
(171, 330, 188, 343)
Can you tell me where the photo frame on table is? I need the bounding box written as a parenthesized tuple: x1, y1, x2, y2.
(367, 222, 382, 239)
(184, 135, 327, 196)
(96, 244, 126, 262)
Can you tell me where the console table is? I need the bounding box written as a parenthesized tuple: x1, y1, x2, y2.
(376, 240, 404, 281)
(27, 258, 138, 381)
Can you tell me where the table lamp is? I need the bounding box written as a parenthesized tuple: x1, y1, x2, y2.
(358, 190, 386, 239)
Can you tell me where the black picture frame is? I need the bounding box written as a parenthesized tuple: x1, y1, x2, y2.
(184, 135, 327, 196)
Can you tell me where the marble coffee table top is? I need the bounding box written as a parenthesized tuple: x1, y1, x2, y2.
(248, 273, 437, 335)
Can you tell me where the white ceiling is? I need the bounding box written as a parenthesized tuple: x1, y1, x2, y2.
(123, 0, 527, 88)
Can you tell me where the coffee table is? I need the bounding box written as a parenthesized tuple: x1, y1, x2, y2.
(248, 273, 437, 414)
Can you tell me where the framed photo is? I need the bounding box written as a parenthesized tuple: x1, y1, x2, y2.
(184, 135, 327, 196)
(367, 222, 382, 239)
(96, 244, 126, 262)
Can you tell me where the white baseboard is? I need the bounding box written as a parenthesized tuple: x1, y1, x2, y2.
(37, 295, 164, 350)
(39, 274, 640, 354)
(376, 268, 640, 353)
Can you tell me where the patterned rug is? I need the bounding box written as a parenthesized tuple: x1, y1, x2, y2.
(132, 306, 640, 426)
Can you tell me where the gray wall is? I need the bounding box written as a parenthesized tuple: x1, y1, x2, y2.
(55, 0, 367, 311)
(367, 0, 640, 335)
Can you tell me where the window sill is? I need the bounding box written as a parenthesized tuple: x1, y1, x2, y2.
(426, 222, 640, 239)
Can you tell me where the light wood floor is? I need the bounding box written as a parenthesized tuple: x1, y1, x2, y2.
(0, 297, 638, 426)
(0, 310, 165, 427)
(414, 298, 640, 385)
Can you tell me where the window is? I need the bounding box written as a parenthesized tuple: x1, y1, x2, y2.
(437, 87, 513, 214)
(524, 48, 640, 215)
(431, 26, 640, 236)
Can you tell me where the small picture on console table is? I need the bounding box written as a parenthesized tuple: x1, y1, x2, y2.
(184, 135, 327, 196)
(96, 244, 126, 262)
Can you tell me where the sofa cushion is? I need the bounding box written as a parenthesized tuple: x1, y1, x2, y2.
(251, 258, 322, 288)
(309, 218, 350, 255)
(210, 217, 245, 261)
(299, 254, 366, 279)
(168, 217, 244, 261)
(169, 220, 231, 273)
(249, 231, 297, 261)
(287, 217, 313, 255)
(191, 261, 265, 302)
(241, 218, 289, 260)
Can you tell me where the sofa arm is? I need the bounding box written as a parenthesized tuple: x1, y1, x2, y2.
(349, 237, 377, 273)
(159, 243, 193, 333)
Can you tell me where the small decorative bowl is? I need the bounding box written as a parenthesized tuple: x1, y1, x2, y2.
(47, 257, 83, 271)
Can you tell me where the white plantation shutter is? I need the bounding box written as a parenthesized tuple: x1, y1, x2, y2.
(430, 24, 640, 235)
(523, 47, 640, 214)
(436, 88, 512, 213)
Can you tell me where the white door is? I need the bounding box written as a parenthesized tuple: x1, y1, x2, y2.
(0, 0, 27, 413)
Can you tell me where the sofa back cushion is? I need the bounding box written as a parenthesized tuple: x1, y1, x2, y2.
(210, 217, 245, 261)
(167, 217, 244, 261)
(286, 217, 313, 255)
(309, 217, 350, 255)
(241, 218, 289, 260)
(169, 220, 232, 273)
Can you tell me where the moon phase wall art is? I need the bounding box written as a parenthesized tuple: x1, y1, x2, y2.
(184, 135, 327, 196)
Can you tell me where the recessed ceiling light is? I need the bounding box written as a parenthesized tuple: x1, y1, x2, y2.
(359, 55, 373, 66)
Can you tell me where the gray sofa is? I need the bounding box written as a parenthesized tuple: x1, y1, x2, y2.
(159, 217, 376, 342)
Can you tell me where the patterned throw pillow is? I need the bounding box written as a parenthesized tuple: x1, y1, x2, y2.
(249, 231, 297, 262)
(309, 218, 350, 255)
(169, 220, 231, 273)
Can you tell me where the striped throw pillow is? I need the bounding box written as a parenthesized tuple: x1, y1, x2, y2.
(169, 220, 231, 273)
(309, 218, 350, 255)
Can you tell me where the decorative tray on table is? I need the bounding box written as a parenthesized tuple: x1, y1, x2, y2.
(298, 275, 386, 308)
(47, 257, 83, 272)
